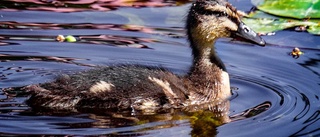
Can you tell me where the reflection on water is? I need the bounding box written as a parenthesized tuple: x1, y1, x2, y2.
(0, 22, 183, 48)
(1, 0, 188, 12)
(0, 0, 320, 136)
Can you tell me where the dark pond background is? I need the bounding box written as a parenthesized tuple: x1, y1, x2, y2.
(0, 0, 319, 136)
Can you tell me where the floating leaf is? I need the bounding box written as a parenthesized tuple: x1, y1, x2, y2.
(243, 6, 320, 35)
(307, 24, 320, 34)
(252, 0, 320, 19)
(243, 17, 320, 34)
(243, 18, 298, 33)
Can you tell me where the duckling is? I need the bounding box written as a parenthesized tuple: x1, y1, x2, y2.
(14, 0, 265, 113)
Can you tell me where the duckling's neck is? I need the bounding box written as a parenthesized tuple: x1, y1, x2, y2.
(187, 39, 222, 87)
(190, 39, 226, 73)
(185, 39, 230, 103)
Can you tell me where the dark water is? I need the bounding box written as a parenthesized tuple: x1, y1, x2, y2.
(0, 0, 319, 136)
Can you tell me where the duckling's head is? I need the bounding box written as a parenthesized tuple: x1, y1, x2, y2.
(186, 0, 265, 49)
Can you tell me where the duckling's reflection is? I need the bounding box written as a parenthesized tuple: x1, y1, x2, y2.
(87, 100, 231, 137)
(13, 98, 269, 136)
(186, 100, 230, 137)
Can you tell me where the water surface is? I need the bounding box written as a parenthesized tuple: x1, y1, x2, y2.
(0, 0, 319, 136)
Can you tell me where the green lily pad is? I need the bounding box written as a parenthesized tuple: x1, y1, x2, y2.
(243, 4, 320, 35)
(252, 0, 320, 19)
(243, 16, 320, 35)
(308, 25, 320, 34)
(243, 18, 297, 33)
(243, 18, 320, 35)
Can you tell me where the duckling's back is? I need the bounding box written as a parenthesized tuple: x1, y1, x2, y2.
(26, 65, 189, 112)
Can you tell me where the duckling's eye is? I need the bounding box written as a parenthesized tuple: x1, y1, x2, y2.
(202, 10, 228, 17)
(217, 12, 228, 17)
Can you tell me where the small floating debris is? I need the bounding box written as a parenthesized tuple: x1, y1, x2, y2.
(289, 47, 303, 59)
(56, 35, 77, 42)
(295, 26, 307, 32)
(56, 35, 65, 42)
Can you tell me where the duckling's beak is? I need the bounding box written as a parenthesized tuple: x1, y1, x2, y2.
(234, 22, 265, 46)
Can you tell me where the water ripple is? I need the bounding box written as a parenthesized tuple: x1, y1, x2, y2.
(0, 0, 319, 136)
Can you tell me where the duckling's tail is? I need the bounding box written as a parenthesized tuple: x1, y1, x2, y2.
(2, 85, 80, 110)
(24, 85, 80, 110)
